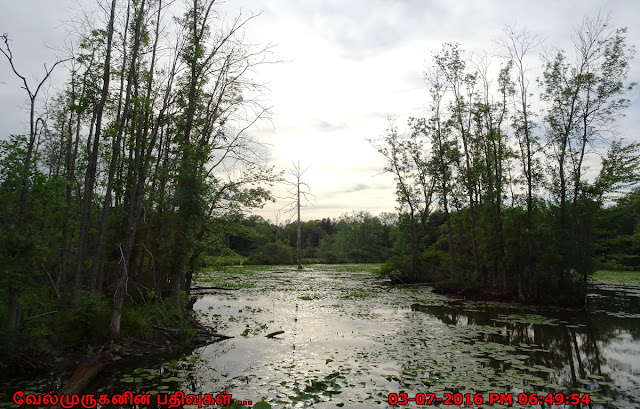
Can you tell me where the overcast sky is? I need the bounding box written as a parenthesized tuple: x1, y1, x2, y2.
(2, 0, 639, 223)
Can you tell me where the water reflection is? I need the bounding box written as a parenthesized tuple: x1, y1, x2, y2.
(409, 280, 640, 407)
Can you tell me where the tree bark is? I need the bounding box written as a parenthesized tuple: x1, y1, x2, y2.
(92, 0, 132, 294)
(73, 0, 118, 307)
(297, 175, 302, 269)
(108, 0, 149, 341)
(49, 350, 109, 409)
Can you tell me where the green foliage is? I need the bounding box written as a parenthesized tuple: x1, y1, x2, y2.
(592, 189, 640, 270)
(331, 212, 392, 263)
(120, 300, 192, 341)
(0, 0, 284, 364)
(202, 252, 249, 267)
(372, 16, 638, 300)
(222, 212, 393, 266)
(0, 286, 58, 359)
(121, 305, 155, 339)
(250, 241, 295, 265)
(70, 294, 110, 341)
(2, 1, 639, 371)
(378, 254, 410, 280)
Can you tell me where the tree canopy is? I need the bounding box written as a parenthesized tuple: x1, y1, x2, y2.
(373, 14, 639, 300)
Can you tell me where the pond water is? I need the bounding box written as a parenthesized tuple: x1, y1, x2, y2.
(2, 265, 639, 408)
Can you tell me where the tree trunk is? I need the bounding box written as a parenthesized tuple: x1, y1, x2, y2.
(49, 350, 109, 409)
(73, 0, 118, 307)
(297, 178, 302, 269)
(107, 0, 148, 341)
(92, 0, 132, 294)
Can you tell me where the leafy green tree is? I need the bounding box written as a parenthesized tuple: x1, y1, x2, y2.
(253, 241, 295, 265)
(495, 25, 543, 298)
(540, 13, 636, 289)
(331, 212, 391, 263)
(372, 119, 436, 279)
(472, 55, 514, 291)
(434, 43, 481, 278)
(593, 188, 640, 270)
(1, 0, 280, 358)
(0, 136, 65, 349)
(422, 63, 459, 280)
(72, 0, 117, 308)
(377, 13, 638, 300)
(167, 0, 278, 300)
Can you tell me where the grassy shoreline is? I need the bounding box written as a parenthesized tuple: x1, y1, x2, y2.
(592, 270, 640, 285)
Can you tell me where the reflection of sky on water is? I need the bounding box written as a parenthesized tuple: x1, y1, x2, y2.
(600, 332, 640, 390)
(193, 288, 390, 405)
(191, 270, 640, 407)
(407, 280, 640, 407)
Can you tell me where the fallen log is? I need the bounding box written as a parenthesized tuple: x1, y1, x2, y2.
(48, 322, 234, 408)
(211, 333, 234, 340)
(266, 330, 284, 338)
(153, 323, 235, 341)
(49, 347, 110, 409)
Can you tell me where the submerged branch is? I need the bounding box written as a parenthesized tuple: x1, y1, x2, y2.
(265, 330, 284, 338)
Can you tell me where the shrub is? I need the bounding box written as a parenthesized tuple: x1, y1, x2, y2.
(203, 253, 249, 267)
(69, 293, 110, 342)
(250, 241, 295, 265)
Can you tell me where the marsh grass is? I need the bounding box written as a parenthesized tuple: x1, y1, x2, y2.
(312, 263, 382, 273)
(592, 270, 640, 285)
(195, 264, 383, 290)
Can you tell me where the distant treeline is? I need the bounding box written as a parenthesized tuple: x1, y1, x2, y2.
(210, 189, 639, 286)
(209, 211, 396, 266)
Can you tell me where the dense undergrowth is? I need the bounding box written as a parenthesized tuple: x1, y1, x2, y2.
(0, 291, 197, 378)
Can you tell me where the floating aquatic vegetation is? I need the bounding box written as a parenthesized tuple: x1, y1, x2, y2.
(2, 265, 638, 409)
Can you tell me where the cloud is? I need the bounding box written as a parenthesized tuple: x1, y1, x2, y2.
(313, 118, 345, 133)
(345, 183, 368, 193)
(3, 0, 640, 223)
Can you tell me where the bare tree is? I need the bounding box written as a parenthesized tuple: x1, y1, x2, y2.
(280, 162, 313, 269)
(0, 33, 69, 331)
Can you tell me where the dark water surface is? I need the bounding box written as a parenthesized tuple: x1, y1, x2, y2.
(2, 265, 639, 408)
